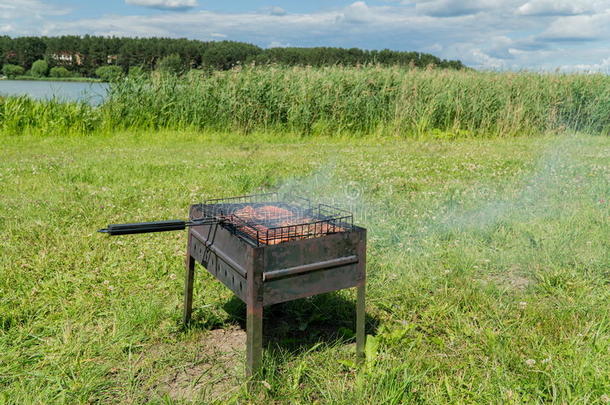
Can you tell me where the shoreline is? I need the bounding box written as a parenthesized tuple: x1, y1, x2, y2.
(7, 76, 103, 83)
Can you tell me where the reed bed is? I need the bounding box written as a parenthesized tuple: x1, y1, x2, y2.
(3, 66, 610, 137)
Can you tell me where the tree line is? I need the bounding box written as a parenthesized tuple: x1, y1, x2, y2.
(0, 35, 465, 78)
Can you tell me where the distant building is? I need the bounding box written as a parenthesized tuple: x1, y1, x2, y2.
(51, 51, 83, 66)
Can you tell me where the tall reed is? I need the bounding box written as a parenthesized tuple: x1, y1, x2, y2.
(0, 96, 100, 135)
(3, 66, 610, 137)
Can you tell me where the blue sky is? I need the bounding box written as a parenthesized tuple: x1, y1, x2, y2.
(2, 0, 610, 71)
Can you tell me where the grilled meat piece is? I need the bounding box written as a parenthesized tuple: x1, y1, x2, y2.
(234, 205, 294, 221)
(229, 204, 344, 245)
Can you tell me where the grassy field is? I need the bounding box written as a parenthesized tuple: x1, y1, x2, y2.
(1, 131, 608, 404)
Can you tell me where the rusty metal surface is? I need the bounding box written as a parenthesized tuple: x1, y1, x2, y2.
(262, 262, 363, 306)
(190, 233, 248, 278)
(262, 228, 364, 271)
(356, 284, 366, 361)
(246, 244, 264, 379)
(186, 204, 367, 379)
(355, 229, 367, 361)
(189, 216, 253, 275)
(183, 232, 196, 325)
(188, 205, 366, 307)
(190, 233, 249, 303)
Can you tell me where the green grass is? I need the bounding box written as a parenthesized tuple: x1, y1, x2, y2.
(4, 66, 610, 137)
(1, 131, 608, 404)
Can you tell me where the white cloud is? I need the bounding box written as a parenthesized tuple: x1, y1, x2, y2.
(39, 10, 340, 39)
(340, 1, 374, 23)
(269, 6, 286, 16)
(562, 57, 610, 72)
(539, 13, 608, 41)
(125, 0, 198, 11)
(0, 0, 69, 34)
(416, 0, 490, 17)
(0, 0, 68, 19)
(517, 0, 606, 16)
(470, 48, 506, 69)
(268, 41, 290, 48)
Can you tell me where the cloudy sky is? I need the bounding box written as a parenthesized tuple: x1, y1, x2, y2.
(1, 0, 609, 71)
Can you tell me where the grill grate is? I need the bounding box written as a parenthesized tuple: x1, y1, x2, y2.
(195, 193, 354, 245)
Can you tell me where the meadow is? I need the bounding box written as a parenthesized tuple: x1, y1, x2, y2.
(1, 66, 609, 404)
(1, 130, 608, 404)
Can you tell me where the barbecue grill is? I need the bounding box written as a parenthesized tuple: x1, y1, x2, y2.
(99, 193, 366, 378)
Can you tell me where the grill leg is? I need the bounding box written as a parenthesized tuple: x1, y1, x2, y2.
(356, 283, 366, 362)
(183, 254, 195, 325)
(246, 302, 263, 380)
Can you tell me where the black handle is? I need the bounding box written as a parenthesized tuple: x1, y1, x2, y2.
(99, 220, 187, 235)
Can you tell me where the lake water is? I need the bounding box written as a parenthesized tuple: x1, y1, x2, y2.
(0, 80, 109, 105)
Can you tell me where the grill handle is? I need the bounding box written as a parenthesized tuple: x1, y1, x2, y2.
(98, 220, 187, 235)
(98, 218, 219, 235)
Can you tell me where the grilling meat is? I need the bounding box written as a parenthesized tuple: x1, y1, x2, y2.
(234, 205, 294, 222)
(230, 204, 343, 245)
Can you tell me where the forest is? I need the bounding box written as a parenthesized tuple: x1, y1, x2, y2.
(0, 35, 465, 78)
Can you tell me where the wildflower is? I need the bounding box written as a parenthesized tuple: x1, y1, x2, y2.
(102, 280, 110, 285)
(169, 273, 177, 280)
(519, 301, 527, 309)
(525, 359, 536, 367)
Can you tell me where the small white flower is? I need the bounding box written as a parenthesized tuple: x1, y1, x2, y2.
(525, 359, 536, 367)
(169, 273, 177, 280)
(519, 301, 527, 309)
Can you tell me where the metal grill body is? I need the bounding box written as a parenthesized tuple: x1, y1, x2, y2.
(183, 202, 367, 377)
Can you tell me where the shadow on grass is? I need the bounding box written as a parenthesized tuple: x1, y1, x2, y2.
(189, 291, 379, 354)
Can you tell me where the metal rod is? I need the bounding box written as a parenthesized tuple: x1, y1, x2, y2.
(262, 255, 359, 281)
(246, 303, 263, 381)
(183, 250, 196, 325)
(246, 248, 264, 386)
(356, 284, 366, 362)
